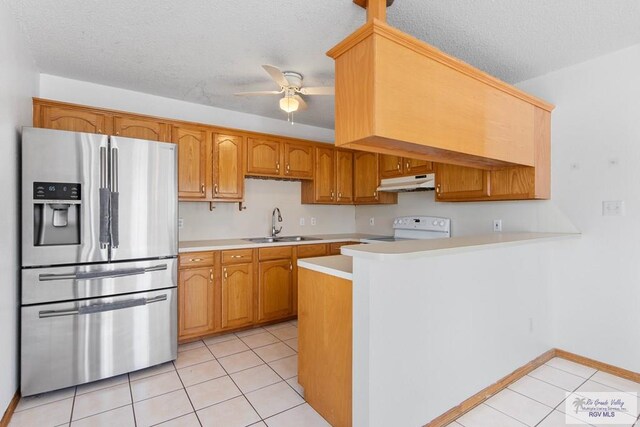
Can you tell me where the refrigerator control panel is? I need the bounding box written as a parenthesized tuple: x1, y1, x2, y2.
(33, 182, 81, 201)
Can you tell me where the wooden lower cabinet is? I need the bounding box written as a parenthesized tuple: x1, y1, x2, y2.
(221, 263, 254, 329)
(178, 266, 215, 339)
(258, 259, 294, 322)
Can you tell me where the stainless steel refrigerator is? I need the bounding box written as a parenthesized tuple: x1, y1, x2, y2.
(21, 127, 178, 396)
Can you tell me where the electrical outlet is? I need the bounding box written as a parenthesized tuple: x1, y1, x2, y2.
(493, 219, 502, 232)
(369, 217, 375, 226)
(299, 217, 305, 226)
(603, 200, 624, 216)
(178, 218, 184, 229)
(311, 217, 317, 226)
(529, 318, 534, 333)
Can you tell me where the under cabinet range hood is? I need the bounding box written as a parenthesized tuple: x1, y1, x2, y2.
(377, 174, 435, 192)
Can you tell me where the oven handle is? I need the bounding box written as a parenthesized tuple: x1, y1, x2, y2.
(38, 294, 167, 318)
(38, 264, 167, 282)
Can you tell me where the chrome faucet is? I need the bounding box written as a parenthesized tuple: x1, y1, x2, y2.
(271, 207, 283, 237)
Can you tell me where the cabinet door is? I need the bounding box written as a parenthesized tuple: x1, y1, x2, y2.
(284, 142, 313, 179)
(314, 147, 336, 203)
(173, 126, 208, 199)
(39, 105, 111, 135)
(404, 158, 433, 175)
(179, 267, 215, 339)
(435, 164, 490, 201)
(113, 115, 171, 142)
(246, 138, 281, 176)
(258, 259, 293, 321)
(213, 133, 244, 200)
(380, 154, 404, 178)
(353, 152, 380, 203)
(221, 263, 254, 329)
(335, 150, 354, 204)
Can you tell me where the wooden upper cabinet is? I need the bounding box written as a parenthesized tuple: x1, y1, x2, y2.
(113, 115, 171, 142)
(213, 133, 244, 201)
(283, 142, 314, 179)
(258, 259, 293, 321)
(380, 154, 404, 178)
(246, 137, 281, 176)
(435, 164, 490, 200)
(179, 267, 215, 339)
(335, 150, 354, 204)
(37, 104, 112, 135)
(221, 263, 254, 329)
(314, 147, 336, 203)
(173, 125, 208, 199)
(404, 158, 433, 175)
(353, 152, 380, 203)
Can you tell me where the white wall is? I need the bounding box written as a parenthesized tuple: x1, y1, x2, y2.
(0, 1, 39, 413)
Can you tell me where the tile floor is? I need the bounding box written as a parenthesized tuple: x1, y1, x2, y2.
(10, 319, 331, 427)
(449, 357, 640, 427)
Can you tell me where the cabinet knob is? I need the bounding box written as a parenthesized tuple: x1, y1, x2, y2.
(276, 162, 280, 171)
(286, 164, 290, 173)
(201, 184, 205, 193)
(189, 258, 203, 262)
(373, 191, 377, 197)
(330, 191, 334, 200)
(397, 163, 401, 171)
(406, 162, 410, 170)
(338, 192, 342, 198)
(209, 269, 214, 282)
(289, 262, 293, 272)
(115, 131, 120, 136)
(214, 184, 218, 194)
(223, 268, 227, 279)
(436, 184, 441, 194)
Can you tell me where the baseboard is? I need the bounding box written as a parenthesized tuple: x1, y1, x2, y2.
(0, 390, 20, 427)
(555, 349, 640, 384)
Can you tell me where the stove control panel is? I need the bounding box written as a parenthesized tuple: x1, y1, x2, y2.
(392, 216, 450, 232)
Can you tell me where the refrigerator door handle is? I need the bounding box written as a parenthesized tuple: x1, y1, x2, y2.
(38, 264, 168, 282)
(38, 294, 168, 318)
(99, 146, 110, 249)
(110, 146, 120, 248)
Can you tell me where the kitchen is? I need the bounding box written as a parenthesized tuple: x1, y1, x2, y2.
(1, 1, 640, 427)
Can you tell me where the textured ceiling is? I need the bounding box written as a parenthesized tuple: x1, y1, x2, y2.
(5, 0, 640, 129)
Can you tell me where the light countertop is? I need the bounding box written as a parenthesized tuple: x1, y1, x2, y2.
(297, 255, 353, 280)
(341, 232, 580, 261)
(178, 233, 386, 253)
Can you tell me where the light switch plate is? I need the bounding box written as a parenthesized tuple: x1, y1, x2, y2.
(178, 218, 184, 229)
(299, 217, 305, 226)
(602, 201, 624, 216)
(311, 217, 317, 226)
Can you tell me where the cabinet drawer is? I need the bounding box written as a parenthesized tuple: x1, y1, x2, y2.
(258, 246, 293, 261)
(329, 242, 359, 255)
(222, 249, 254, 265)
(296, 244, 328, 259)
(179, 252, 214, 269)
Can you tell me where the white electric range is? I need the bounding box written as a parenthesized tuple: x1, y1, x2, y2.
(361, 215, 451, 243)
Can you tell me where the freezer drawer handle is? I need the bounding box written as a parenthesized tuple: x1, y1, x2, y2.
(38, 294, 168, 318)
(38, 264, 168, 282)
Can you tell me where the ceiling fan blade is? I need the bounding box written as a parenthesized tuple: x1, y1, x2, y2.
(299, 86, 334, 96)
(294, 95, 308, 110)
(234, 90, 282, 96)
(262, 65, 289, 88)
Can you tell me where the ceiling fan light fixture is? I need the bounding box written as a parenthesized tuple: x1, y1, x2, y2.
(279, 96, 299, 113)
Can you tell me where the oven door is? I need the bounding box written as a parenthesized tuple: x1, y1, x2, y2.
(21, 288, 177, 396)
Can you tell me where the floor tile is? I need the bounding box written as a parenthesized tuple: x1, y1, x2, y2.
(204, 332, 238, 345)
(178, 359, 227, 387)
(445, 423, 464, 427)
(129, 362, 175, 382)
(178, 340, 205, 352)
(545, 358, 597, 379)
(264, 322, 292, 332)
(591, 371, 640, 394)
(254, 342, 296, 363)
(198, 395, 260, 427)
(70, 405, 135, 427)
(283, 338, 298, 352)
(270, 326, 298, 341)
(250, 422, 267, 426)
(240, 331, 280, 349)
(288, 320, 297, 327)
(231, 364, 282, 393)
(72, 383, 132, 420)
(485, 388, 551, 426)
(573, 381, 640, 419)
(286, 377, 304, 398)
(208, 337, 250, 358)
(269, 355, 298, 380)
(537, 410, 590, 426)
(235, 327, 267, 338)
(130, 370, 183, 402)
(155, 412, 201, 427)
(173, 346, 214, 370)
(75, 374, 128, 395)
(528, 365, 586, 391)
(245, 381, 304, 419)
(15, 386, 75, 412)
(133, 389, 193, 427)
(264, 403, 330, 427)
(508, 375, 567, 408)
(186, 375, 242, 410)
(218, 350, 264, 374)
(456, 403, 527, 427)
(9, 397, 73, 427)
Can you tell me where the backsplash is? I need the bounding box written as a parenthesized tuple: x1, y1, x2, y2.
(179, 178, 356, 241)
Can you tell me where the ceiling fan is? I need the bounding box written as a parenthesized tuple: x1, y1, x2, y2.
(235, 65, 334, 119)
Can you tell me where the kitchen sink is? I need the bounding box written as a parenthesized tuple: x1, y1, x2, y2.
(245, 236, 322, 244)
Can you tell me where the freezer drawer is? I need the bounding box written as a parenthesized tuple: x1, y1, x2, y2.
(22, 258, 177, 305)
(21, 288, 177, 396)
